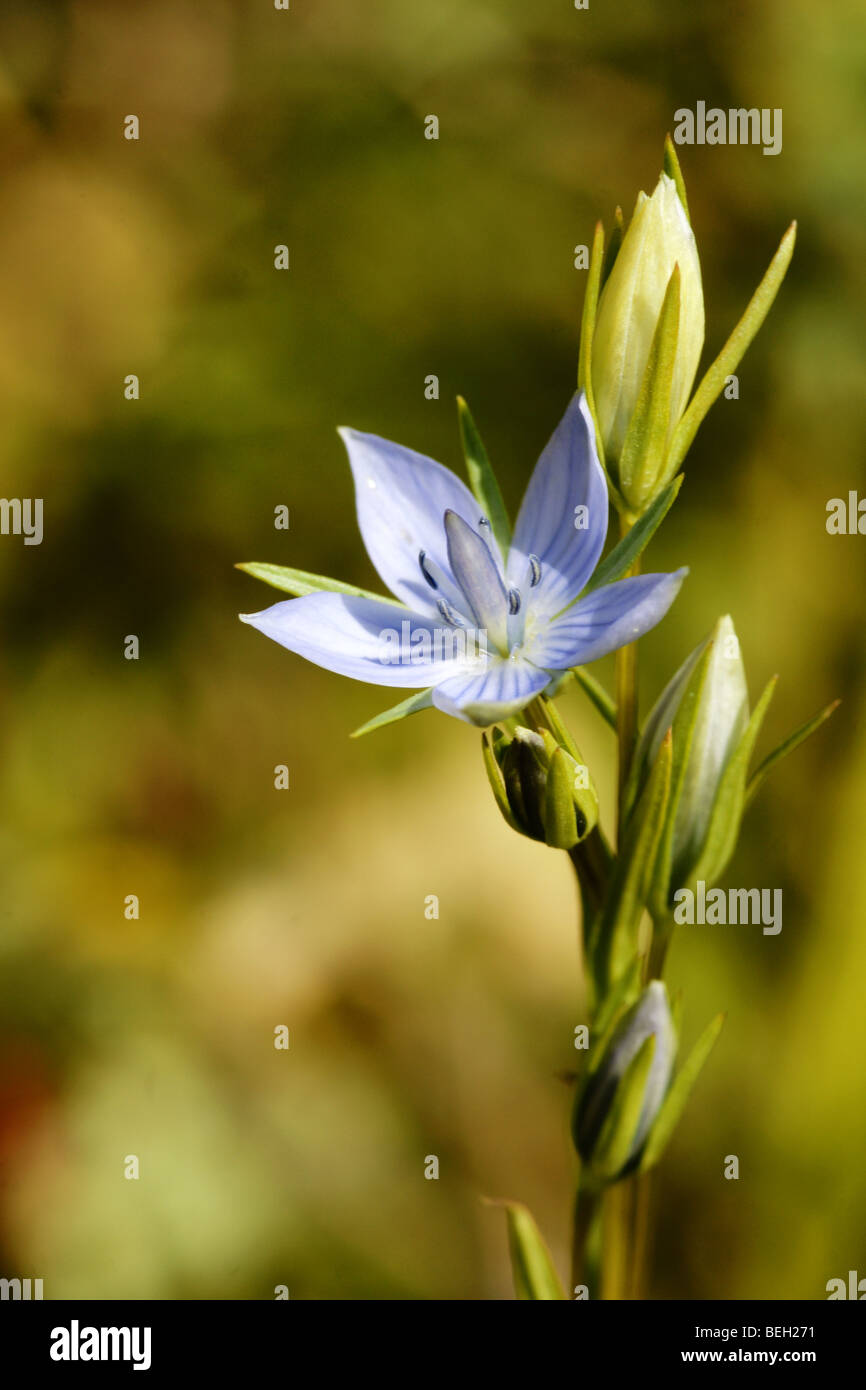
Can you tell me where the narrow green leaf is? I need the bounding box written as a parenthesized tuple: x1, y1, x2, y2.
(592, 1035, 656, 1181)
(582, 475, 683, 596)
(640, 1012, 725, 1171)
(618, 265, 682, 509)
(236, 561, 404, 607)
(600, 205, 624, 288)
(666, 222, 797, 477)
(457, 397, 511, 559)
(528, 691, 583, 760)
(350, 689, 434, 739)
(745, 698, 840, 808)
(647, 640, 716, 918)
(572, 666, 617, 730)
(487, 1200, 567, 1300)
(581, 220, 629, 510)
(578, 220, 606, 394)
(544, 745, 598, 848)
(663, 134, 690, 222)
(686, 677, 777, 890)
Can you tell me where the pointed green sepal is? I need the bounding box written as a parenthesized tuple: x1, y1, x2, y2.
(544, 744, 597, 848)
(481, 729, 521, 832)
(580, 220, 628, 508)
(640, 1012, 725, 1171)
(350, 688, 435, 738)
(457, 397, 511, 560)
(618, 264, 682, 511)
(622, 632, 711, 829)
(666, 222, 797, 478)
(529, 694, 577, 759)
(646, 640, 716, 917)
(579, 220, 606, 396)
(486, 1200, 567, 1300)
(236, 561, 404, 607)
(591, 1035, 656, 1182)
(663, 134, 690, 223)
(600, 205, 625, 287)
(745, 698, 840, 808)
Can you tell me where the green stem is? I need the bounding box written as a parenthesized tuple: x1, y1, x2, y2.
(567, 828, 613, 924)
(601, 514, 642, 1299)
(601, 1181, 633, 1299)
(614, 521, 640, 828)
(534, 622, 647, 1300)
(648, 915, 673, 979)
(571, 1180, 602, 1298)
(629, 1172, 653, 1299)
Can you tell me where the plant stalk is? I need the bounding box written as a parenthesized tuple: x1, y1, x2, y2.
(601, 1180, 633, 1299)
(614, 520, 640, 824)
(601, 514, 643, 1299)
(571, 1181, 602, 1298)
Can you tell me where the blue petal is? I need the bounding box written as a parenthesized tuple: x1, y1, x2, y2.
(507, 393, 608, 619)
(526, 569, 687, 670)
(241, 592, 475, 687)
(339, 428, 480, 615)
(432, 656, 550, 726)
(444, 510, 509, 652)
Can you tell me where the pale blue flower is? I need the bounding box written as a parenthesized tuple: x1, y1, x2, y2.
(240, 393, 686, 726)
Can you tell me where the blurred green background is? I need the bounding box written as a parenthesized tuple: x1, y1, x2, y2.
(0, 0, 864, 1300)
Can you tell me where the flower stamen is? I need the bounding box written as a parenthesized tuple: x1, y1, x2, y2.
(418, 549, 438, 590)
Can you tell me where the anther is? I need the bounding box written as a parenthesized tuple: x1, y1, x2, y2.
(437, 597, 464, 627)
(418, 550, 438, 590)
(507, 588, 522, 615)
(528, 554, 542, 587)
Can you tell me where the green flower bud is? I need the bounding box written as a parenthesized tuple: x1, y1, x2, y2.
(482, 725, 598, 850)
(592, 173, 704, 506)
(627, 614, 750, 897)
(573, 981, 676, 1183)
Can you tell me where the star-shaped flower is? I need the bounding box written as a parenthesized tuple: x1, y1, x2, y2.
(240, 393, 686, 727)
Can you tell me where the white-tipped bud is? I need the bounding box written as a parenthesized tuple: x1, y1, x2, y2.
(592, 173, 704, 473)
(629, 615, 749, 891)
(574, 982, 677, 1181)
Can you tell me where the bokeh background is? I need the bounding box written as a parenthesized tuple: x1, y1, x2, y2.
(0, 0, 864, 1300)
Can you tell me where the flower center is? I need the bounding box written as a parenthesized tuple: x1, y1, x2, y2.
(416, 519, 543, 658)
